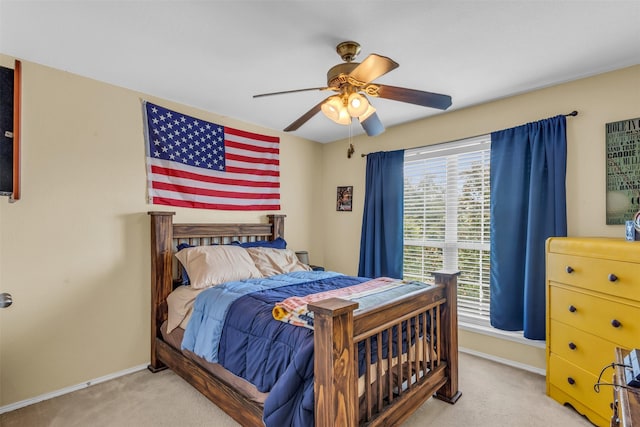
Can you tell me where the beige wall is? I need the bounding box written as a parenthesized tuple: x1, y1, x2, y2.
(1, 53, 638, 407)
(319, 65, 640, 370)
(0, 55, 323, 406)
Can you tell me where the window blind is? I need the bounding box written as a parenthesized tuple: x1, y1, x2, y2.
(404, 135, 491, 324)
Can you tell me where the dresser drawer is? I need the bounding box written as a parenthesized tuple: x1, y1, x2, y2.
(546, 238, 640, 263)
(547, 253, 640, 302)
(549, 285, 640, 349)
(549, 319, 616, 376)
(548, 353, 612, 421)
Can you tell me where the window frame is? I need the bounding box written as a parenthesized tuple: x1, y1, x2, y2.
(403, 135, 491, 326)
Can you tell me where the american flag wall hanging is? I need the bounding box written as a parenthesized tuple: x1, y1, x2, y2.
(142, 101, 280, 211)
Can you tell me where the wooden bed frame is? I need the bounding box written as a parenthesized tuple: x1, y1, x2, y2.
(148, 211, 461, 426)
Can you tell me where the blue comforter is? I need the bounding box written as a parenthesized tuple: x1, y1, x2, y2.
(182, 271, 432, 427)
(183, 271, 367, 426)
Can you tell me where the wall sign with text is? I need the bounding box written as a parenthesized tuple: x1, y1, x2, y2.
(606, 117, 640, 224)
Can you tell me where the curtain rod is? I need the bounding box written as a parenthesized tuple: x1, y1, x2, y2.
(361, 110, 579, 157)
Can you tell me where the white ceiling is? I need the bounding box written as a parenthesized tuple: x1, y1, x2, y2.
(1, 1, 639, 143)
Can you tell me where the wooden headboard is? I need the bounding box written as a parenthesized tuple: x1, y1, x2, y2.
(147, 211, 286, 369)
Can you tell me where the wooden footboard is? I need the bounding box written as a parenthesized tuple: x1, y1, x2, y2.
(310, 270, 460, 427)
(148, 211, 460, 426)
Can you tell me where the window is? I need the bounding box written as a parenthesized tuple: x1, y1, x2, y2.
(403, 135, 491, 325)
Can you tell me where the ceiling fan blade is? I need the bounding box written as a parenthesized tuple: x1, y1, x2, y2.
(360, 111, 385, 137)
(283, 99, 327, 132)
(253, 87, 330, 98)
(349, 54, 399, 85)
(374, 84, 452, 110)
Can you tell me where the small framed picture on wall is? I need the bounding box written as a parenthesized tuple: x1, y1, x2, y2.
(337, 186, 353, 211)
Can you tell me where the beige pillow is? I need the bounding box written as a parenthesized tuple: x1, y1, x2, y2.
(246, 247, 312, 276)
(175, 245, 263, 290)
(166, 285, 205, 334)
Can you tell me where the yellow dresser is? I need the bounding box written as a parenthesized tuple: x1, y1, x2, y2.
(546, 237, 640, 427)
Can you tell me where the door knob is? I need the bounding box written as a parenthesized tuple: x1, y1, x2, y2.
(0, 292, 13, 308)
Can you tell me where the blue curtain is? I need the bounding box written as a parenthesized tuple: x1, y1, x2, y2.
(490, 115, 567, 340)
(358, 150, 405, 279)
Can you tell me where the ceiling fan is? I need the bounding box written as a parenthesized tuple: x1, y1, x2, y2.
(253, 41, 452, 137)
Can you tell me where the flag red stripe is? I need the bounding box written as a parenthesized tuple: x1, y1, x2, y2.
(151, 165, 279, 188)
(225, 127, 280, 143)
(225, 166, 280, 177)
(226, 152, 280, 166)
(152, 181, 278, 200)
(152, 196, 280, 211)
(225, 140, 279, 155)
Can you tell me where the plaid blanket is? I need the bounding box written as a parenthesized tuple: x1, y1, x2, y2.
(272, 277, 408, 329)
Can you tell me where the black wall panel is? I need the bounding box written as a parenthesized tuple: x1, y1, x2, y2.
(0, 66, 14, 194)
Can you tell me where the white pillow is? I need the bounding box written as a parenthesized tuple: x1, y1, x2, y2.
(175, 245, 263, 289)
(246, 247, 312, 277)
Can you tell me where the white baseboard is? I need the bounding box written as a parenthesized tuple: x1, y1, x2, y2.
(460, 346, 546, 376)
(0, 363, 148, 415)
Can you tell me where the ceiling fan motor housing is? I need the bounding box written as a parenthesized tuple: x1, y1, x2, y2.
(327, 63, 359, 89)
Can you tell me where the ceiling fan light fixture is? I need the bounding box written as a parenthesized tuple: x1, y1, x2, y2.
(335, 108, 352, 125)
(320, 95, 342, 120)
(321, 95, 351, 125)
(358, 103, 377, 121)
(347, 92, 369, 117)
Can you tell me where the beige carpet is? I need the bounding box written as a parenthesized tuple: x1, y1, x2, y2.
(1, 352, 594, 427)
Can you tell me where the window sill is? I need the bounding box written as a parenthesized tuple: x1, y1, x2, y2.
(458, 321, 545, 349)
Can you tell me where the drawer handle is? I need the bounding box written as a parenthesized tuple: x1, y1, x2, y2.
(611, 319, 622, 328)
(568, 342, 577, 350)
(567, 377, 575, 385)
(568, 305, 577, 313)
(608, 273, 618, 282)
(566, 266, 574, 274)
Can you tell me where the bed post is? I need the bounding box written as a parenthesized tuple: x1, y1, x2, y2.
(147, 211, 175, 373)
(267, 214, 286, 240)
(308, 297, 360, 427)
(433, 270, 462, 404)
